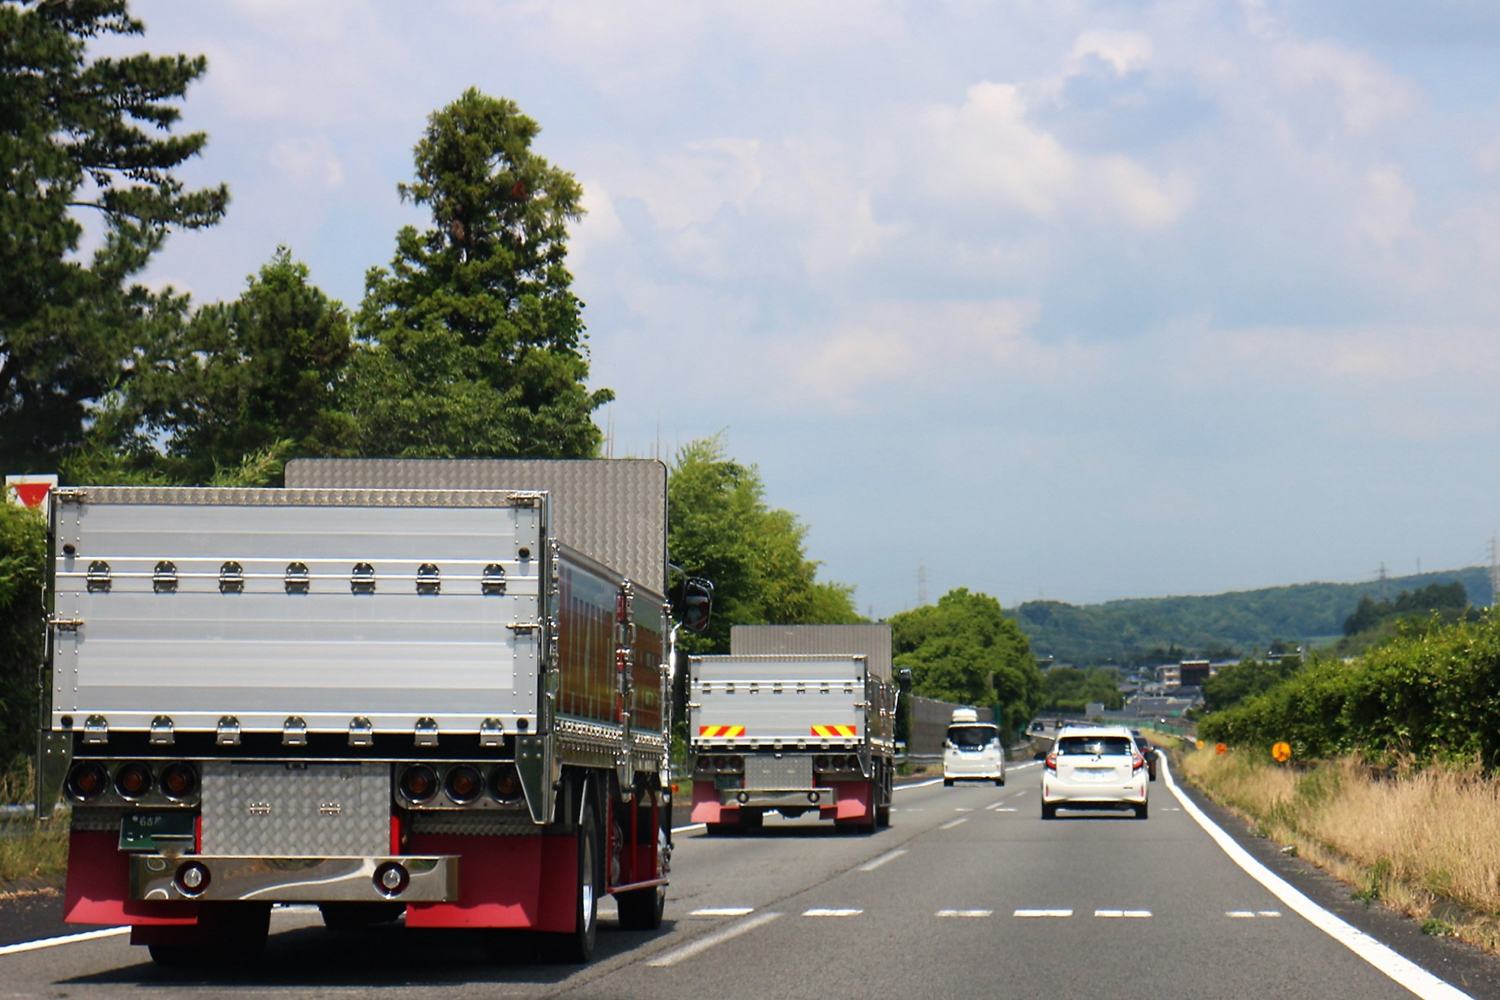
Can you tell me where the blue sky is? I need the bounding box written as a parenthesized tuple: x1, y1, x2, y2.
(93, 1, 1500, 616)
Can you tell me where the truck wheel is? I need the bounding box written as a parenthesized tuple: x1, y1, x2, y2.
(552, 798, 602, 963)
(876, 804, 891, 828)
(739, 809, 764, 833)
(615, 883, 666, 931)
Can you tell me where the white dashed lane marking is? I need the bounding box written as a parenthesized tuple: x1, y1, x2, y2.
(859, 848, 907, 872)
(803, 908, 862, 917)
(939, 817, 969, 830)
(1015, 909, 1073, 918)
(1095, 909, 1152, 918)
(690, 907, 755, 917)
(1227, 910, 1283, 918)
(936, 909, 994, 918)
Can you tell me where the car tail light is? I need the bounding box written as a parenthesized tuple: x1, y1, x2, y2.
(444, 764, 483, 804)
(1044, 752, 1057, 773)
(65, 761, 109, 802)
(1132, 752, 1144, 774)
(114, 761, 153, 799)
(160, 761, 198, 799)
(488, 763, 523, 803)
(399, 764, 439, 804)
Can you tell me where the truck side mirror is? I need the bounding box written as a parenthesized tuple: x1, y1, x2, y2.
(679, 577, 714, 634)
(896, 668, 912, 694)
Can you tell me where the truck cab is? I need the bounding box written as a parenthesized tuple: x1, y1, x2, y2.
(942, 708, 1006, 787)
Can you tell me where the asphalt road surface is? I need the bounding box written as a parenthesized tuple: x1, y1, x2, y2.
(3, 760, 1498, 999)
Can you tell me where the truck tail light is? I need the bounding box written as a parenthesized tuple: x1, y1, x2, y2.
(488, 763, 523, 803)
(444, 765, 483, 804)
(1044, 752, 1058, 773)
(65, 761, 109, 802)
(399, 764, 439, 804)
(114, 761, 153, 799)
(160, 761, 198, 799)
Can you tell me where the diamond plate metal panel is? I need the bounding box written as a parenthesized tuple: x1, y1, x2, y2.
(744, 756, 812, 790)
(201, 762, 389, 856)
(286, 459, 667, 592)
(730, 625, 892, 681)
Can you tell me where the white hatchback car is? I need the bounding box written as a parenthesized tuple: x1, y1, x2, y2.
(1041, 725, 1148, 819)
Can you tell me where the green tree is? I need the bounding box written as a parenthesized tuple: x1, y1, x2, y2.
(347, 88, 610, 458)
(118, 247, 356, 482)
(891, 589, 1042, 735)
(0, 0, 227, 472)
(1201, 657, 1302, 713)
(666, 436, 860, 654)
(1040, 665, 1123, 714)
(0, 502, 45, 770)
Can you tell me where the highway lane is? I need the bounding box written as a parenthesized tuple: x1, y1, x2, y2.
(1, 763, 1495, 999)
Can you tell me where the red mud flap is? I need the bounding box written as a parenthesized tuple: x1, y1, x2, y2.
(833, 781, 874, 824)
(690, 781, 723, 824)
(404, 833, 577, 931)
(64, 831, 198, 927)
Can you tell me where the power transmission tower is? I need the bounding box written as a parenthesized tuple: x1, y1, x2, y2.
(1377, 562, 1388, 601)
(1489, 535, 1500, 608)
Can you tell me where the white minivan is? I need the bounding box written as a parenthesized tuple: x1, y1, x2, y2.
(942, 708, 1006, 786)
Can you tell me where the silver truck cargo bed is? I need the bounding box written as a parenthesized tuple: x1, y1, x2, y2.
(50, 487, 544, 735)
(689, 654, 868, 746)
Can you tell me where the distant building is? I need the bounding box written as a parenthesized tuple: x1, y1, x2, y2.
(1179, 659, 1214, 687)
(1157, 664, 1180, 690)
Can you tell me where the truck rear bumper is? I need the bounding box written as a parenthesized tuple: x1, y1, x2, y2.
(130, 853, 458, 903)
(691, 781, 861, 823)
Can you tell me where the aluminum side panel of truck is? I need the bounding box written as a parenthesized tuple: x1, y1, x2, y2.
(690, 654, 868, 744)
(50, 487, 543, 735)
(729, 623, 892, 682)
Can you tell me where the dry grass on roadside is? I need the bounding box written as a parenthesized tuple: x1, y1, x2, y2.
(1180, 750, 1500, 955)
(0, 760, 69, 887)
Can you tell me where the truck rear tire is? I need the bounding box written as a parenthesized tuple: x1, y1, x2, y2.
(615, 883, 666, 931)
(550, 798, 602, 963)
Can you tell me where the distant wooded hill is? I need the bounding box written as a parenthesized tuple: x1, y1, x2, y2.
(1011, 567, 1494, 666)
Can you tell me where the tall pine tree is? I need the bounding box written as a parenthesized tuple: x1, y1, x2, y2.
(349, 89, 611, 458)
(0, 0, 227, 472)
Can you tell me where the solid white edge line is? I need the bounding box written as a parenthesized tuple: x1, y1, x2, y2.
(647, 911, 781, 967)
(0, 926, 129, 957)
(671, 822, 705, 834)
(1165, 757, 1473, 1000)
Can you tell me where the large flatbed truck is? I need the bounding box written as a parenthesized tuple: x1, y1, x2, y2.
(37, 459, 688, 965)
(687, 624, 904, 834)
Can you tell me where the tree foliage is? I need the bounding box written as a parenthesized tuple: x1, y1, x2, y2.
(1201, 656, 1303, 713)
(347, 88, 611, 458)
(0, 0, 226, 472)
(1200, 611, 1500, 766)
(1039, 665, 1123, 714)
(1013, 568, 1493, 666)
(0, 502, 44, 769)
(1341, 582, 1471, 637)
(116, 247, 356, 482)
(666, 436, 860, 654)
(891, 589, 1042, 735)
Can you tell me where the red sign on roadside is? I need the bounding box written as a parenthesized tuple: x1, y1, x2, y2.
(5, 474, 57, 508)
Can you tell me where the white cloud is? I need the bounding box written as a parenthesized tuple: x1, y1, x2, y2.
(267, 137, 345, 191)
(1358, 165, 1414, 248)
(1068, 29, 1154, 77)
(923, 82, 1076, 216)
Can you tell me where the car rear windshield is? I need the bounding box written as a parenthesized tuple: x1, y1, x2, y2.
(1056, 735, 1134, 757)
(948, 725, 998, 748)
